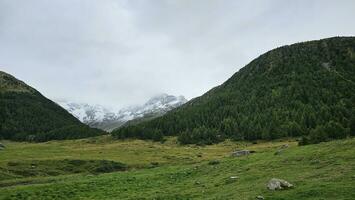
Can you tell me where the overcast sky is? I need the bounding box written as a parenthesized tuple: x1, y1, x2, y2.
(0, 0, 354, 108)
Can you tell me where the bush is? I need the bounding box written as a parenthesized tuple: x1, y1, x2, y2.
(94, 160, 127, 173)
(298, 136, 310, 146)
(326, 121, 348, 139)
(299, 121, 349, 145)
(208, 160, 220, 165)
(309, 125, 329, 144)
(151, 129, 164, 142)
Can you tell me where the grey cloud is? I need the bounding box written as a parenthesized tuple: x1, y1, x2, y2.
(0, 0, 354, 108)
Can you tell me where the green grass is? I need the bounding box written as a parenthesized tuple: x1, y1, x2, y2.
(0, 136, 354, 199)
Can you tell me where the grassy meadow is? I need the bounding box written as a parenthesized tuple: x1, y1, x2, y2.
(0, 136, 354, 199)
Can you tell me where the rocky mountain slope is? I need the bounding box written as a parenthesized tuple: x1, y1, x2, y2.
(57, 94, 187, 131)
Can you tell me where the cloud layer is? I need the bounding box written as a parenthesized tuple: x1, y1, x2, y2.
(1, 0, 354, 108)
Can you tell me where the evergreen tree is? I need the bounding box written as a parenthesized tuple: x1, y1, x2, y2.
(112, 37, 355, 145)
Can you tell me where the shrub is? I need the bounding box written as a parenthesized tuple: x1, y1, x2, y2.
(298, 136, 310, 146)
(208, 160, 221, 165)
(94, 160, 127, 173)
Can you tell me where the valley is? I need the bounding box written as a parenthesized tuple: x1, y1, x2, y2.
(1, 1, 355, 199)
(0, 37, 354, 199)
(0, 137, 354, 199)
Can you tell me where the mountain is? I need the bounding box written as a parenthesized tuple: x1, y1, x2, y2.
(57, 94, 187, 132)
(0, 71, 104, 142)
(112, 37, 355, 144)
(55, 102, 119, 130)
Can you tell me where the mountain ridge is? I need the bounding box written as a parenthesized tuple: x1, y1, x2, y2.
(112, 36, 355, 144)
(0, 70, 105, 141)
(57, 93, 187, 131)
(0, 71, 36, 93)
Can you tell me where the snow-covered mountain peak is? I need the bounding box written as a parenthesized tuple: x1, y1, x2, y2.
(57, 101, 115, 123)
(143, 93, 187, 111)
(56, 94, 187, 132)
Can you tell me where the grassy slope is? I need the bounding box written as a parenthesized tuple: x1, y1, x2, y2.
(0, 137, 354, 199)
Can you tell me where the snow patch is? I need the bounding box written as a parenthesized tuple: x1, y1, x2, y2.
(56, 94, 187, 130)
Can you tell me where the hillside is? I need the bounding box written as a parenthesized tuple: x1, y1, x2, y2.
(0, 71, 104, 141)
(113, 37, 355, 144)
(0, 137, 354, 199)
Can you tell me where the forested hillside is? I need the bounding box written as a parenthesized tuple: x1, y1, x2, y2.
(113, 37, 355, 144)
(0, 71, 104, 141)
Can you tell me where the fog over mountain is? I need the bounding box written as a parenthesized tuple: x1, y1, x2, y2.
(1, 1, 355, 108)
(57, 93, 187, 131)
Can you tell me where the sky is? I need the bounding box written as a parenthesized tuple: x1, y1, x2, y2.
(0, 0, 355, 108)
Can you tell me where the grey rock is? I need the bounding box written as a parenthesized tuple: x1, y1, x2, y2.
(0, 143, 5, 150)
(280, 144, 289, 149)
(274, 149, 283, 155)
(232, 150, 250, 157)
(267, 178, 293, 190)
(256, 195, 265, 200)
(225, 176, 239, 184)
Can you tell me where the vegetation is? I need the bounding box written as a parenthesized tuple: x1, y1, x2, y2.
(0, 136, 354, 199)
(0, 71, 105, 142)
(112, 37, 355, 145)
(1, 37, 354, 198)
(299, 120, 349, 145)
(178, 126, 224, 145)
(1, 159, 126, 181)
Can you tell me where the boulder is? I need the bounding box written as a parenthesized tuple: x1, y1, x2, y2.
(232, 150, 250, 157)
(274, 149, 283, 155)
(267, 178, 293, 190)
(256, 195, 265, 200)
(0, 143, 5, 150)
(280, 144, 289, 149)
(226, 176, 239, 184)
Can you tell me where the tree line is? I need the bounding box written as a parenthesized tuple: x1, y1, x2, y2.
(0, 92, 105, 142)
(112, 37, 355, 145)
